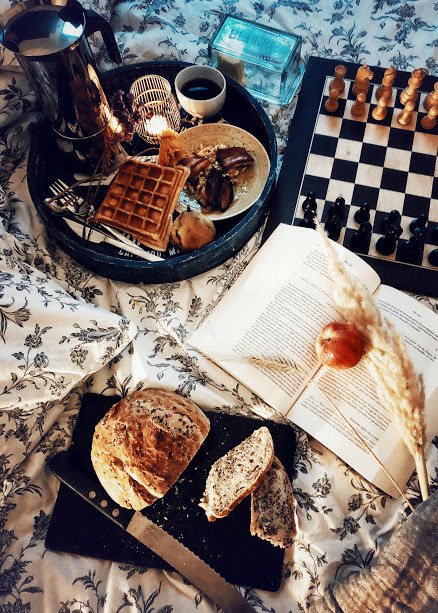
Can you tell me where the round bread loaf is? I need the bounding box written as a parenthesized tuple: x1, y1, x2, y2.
(91, 388, 210, 510)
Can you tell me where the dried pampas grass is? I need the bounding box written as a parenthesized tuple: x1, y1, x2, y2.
(317, 224, 429, 502)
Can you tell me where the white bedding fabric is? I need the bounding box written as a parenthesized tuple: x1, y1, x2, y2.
(1, 0, 438, 611)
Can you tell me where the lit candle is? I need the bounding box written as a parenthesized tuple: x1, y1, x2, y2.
(145, 114, 168, 137)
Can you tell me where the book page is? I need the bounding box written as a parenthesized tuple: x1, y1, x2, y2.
(375, 284, 438, 372)
(287, 283, 438, 497)
(190, 224, 380, 413)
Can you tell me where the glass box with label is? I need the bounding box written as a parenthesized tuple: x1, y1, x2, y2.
(208, 15, 304, 105)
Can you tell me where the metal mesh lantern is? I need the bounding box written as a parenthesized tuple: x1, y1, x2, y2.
(130, 74, 181, 145)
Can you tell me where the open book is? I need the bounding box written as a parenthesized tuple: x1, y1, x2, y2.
(190, 224, 438, 498)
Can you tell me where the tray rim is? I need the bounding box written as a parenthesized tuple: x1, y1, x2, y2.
(28, 60, 277, 284)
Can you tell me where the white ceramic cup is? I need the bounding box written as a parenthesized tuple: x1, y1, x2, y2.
(175, 65, 226, 118)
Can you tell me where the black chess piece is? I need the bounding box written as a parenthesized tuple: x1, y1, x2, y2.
(354, 202, 370, 224)
(389, 223, 403, 238)
(299, 209, 317, 229)
(325, 214, 342, 241)
(376, 235, 397, 256)
(400, 227, 425, 262)
(303, 200, 317, 214)
(413, 225, 426, 240)
(302, 192, 317, 214)
(382, 209, 401, 232)
(376, 223, 402, 256)
(429, 248, 438, 266)
(330, 196, 345, 218)
(350, 221, 372, 253)
(409, 213, 427, 233)
(430, 225, 438, 246)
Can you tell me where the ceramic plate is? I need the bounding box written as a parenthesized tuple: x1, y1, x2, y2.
(177, 123, 270, 221)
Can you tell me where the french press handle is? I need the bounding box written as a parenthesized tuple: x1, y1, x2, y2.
(84, 9, 122, 66)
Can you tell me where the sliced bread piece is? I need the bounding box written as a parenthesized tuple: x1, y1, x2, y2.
(250, 455, 297, 548)
(199, 426, 274, 522)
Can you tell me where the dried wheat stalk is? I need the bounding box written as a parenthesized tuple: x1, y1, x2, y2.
(316, 224, 429, 501)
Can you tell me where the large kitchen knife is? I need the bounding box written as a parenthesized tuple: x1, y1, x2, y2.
(50, 451, 256, 613)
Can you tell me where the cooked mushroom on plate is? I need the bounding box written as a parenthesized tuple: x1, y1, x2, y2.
(179, 145, 254, 213)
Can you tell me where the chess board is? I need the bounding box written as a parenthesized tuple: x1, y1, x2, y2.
(265, 56, 438, 297)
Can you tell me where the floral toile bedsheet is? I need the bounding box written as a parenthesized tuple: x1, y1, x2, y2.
(1, 0, 438, 611)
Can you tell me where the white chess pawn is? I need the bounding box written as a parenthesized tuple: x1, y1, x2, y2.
(424, 82, 438, 111)
(397, 100, 415, 126)
(351, 92, 367, 117)
(372, 95, 389, 121)
(325, 87, 340, 113)
(421, 105, 438, 130)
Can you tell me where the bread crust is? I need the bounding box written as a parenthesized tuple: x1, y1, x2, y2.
(91, 388, 210, 510)
(199, 426, 274, 522)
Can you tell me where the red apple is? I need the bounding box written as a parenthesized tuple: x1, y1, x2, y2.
(315, 322, 364, 370)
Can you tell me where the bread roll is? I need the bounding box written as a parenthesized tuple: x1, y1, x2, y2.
(199, 426, 274, 522)
(250, 456, 297, 548)
(91, 388, 210, 510)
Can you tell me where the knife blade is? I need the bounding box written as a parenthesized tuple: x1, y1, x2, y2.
(63, 218, 163, 262)
(50, 451, 256, 613)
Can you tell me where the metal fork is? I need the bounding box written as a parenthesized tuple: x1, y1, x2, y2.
(47, 179, 89, 216)
(45, 180, 164, 261)
(49, 179, 151, 250)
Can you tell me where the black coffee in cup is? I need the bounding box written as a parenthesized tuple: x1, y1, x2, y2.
(180, 78, 222, 100)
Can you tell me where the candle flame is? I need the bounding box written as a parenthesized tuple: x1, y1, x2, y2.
(145, 114, 168, 137)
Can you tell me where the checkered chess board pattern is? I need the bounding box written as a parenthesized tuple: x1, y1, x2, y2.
(292, 76, 438, 269)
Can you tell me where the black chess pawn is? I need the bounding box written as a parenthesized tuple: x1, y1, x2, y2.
(299, 209, 317, 229)
(302, 192, 318, 214)
(303, 200, 317, 215)
(400, 227, 425, 262)
(390, 223, 403, 239)
(330, 196, 345, 217)
(382, 209, 401, 232)
(413, 225, 426, 241)
(350, 221, 372, 253)
(430, 225, 438, 246)
(409, 213, 427, 233)
(376, 223, 402, 256)
(325, 213, 343, 241)
(428, 248, 438, 267)
(354, 202, 370, 224)
(376, 235, 397, 256)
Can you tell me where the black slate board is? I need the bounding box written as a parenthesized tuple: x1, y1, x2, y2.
(45, 393, 297, 591)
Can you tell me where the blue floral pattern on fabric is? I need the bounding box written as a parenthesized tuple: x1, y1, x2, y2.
(0, 0, 437, 611)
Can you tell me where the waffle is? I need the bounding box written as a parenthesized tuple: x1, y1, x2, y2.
(93, 159, 190, 252)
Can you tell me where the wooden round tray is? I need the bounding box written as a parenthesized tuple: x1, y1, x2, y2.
(28, 61, 277, 284)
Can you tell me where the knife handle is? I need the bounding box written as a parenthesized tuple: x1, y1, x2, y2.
(50, 451, 134, 530)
